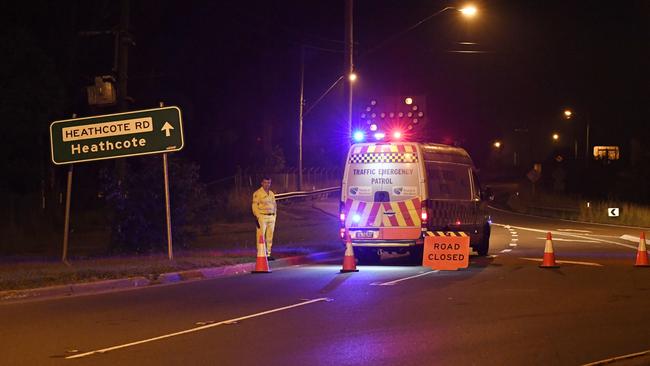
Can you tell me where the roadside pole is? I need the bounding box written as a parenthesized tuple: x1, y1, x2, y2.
(61, 113, 77, 265)
(62, 164, 73, 265)
(160, 102, 174, 260)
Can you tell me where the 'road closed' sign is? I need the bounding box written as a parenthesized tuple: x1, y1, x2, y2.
(423, 232, 470, 270)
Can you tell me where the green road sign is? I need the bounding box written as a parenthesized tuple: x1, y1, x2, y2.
(50, 106, 184, 165)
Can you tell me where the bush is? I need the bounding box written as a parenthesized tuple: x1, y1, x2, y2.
(101, 155, 213, 253)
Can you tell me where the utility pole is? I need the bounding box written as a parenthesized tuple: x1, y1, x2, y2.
(116, 0, 131, 182)
(298, 44, 305, 191)
(344, 0, 354, 143)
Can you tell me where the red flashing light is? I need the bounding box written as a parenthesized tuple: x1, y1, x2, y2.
(455, 219, 462, 225)
(421, 210, 428, 221)
(340, 212, 346, 222)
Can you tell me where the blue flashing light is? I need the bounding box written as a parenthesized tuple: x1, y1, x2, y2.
(353, 131, 365, 142)
(374, 132, 385, 140)
(352, 214, 361, 223)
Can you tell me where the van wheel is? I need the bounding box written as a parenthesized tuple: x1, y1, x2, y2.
(409, 246, 424, 265)
(354, 248, 381, 264)
(476, 223, 491, 256)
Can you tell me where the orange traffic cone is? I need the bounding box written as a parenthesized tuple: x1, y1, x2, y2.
(540, 232, 559, 268)
(635, 232, 650, 267)
(340, 233, 358, 273)
(252, 234, 271, 273)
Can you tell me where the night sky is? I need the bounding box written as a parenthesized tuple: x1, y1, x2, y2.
(3, 0, 649, 182)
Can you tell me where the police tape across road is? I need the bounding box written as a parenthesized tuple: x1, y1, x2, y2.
(274, 187, 340, 201)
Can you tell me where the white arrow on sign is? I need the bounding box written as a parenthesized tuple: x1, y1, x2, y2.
(608, 207, 619, 217)
(161, 122, 174, 137)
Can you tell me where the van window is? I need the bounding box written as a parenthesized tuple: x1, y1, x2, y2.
(425, 162, 471, 200)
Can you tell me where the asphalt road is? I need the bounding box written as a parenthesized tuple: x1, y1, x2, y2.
(3, 206, 650, 366)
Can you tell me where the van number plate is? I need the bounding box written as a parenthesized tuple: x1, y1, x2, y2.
(355, 231, 377, 239)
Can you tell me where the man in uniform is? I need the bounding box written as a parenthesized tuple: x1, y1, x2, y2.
(252, 177, 277, 260)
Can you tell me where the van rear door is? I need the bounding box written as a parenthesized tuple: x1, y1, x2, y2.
(343, 143, 422, 240)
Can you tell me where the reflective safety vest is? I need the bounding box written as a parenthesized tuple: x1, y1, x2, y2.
(252, 188, 276, 216)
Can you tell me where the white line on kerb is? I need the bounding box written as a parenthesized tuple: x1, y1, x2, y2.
(371, 270, 440, 286)
(65, 298, 331, 359)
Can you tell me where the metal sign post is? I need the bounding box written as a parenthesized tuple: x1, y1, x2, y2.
(159, 102, 174, 260)
(62, 164, 73, 265)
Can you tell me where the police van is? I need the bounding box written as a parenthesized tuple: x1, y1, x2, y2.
(339, 142, 491, 263)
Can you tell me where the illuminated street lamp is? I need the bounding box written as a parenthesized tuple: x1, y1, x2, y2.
(562, 108, 590, 164)
(459, 5, 478, 17)
(563, 109, 573, 119)
(493, 140, 502, 149)
(552, 133, 560, 141)
(348, 72, 357, 82)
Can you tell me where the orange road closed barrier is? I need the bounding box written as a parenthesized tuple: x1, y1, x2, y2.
(423, 232, 470, 270)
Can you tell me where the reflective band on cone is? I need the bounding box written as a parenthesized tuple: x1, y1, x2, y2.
(540, 232, 560, 268)
(340, 233, 358, 273)
(252, 234, 271, 273)
(635, 232, 650, 267)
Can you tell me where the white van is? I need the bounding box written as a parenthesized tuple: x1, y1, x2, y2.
(339, 142, 491, 263)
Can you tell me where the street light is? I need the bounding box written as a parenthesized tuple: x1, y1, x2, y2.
(552, 133, 560, 141)
(562, 108, 590, 163)
(363, 5, 478, 57)
(493, 140, 502, 149)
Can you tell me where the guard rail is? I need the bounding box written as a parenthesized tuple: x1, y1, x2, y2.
(275, 187, 340, 201)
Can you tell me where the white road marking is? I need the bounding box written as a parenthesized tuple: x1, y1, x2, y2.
(511, 238, 519, 241)
(501, 249, 512, 253)
(504, 225, 511, 229)
(509, 243, 517, 247)
(520, 257, 603, 267)
(535, 237, 601, 243)
(370, 270, 439, 286)
(557, 228, 592, 233)
(492, 223, 638, 250)
(65, 298, 331, 359)
(619, 234, 649, 245)
(582, 349, 650, 366)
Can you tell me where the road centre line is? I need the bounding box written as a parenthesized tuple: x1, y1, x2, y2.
(65, 298, 331, 359)
(492, 223, 638, 250)
(557, 228, 592, 233)
(370, 270, 439, 286)
(536, 237, 601, 243)
(520, 258, 603, 267)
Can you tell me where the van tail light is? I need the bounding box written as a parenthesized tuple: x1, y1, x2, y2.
(420, 200, 428, 228)
(339, 228, 346, 240)
(340, 212, 346, 222)
(339, 201, 346, 223)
